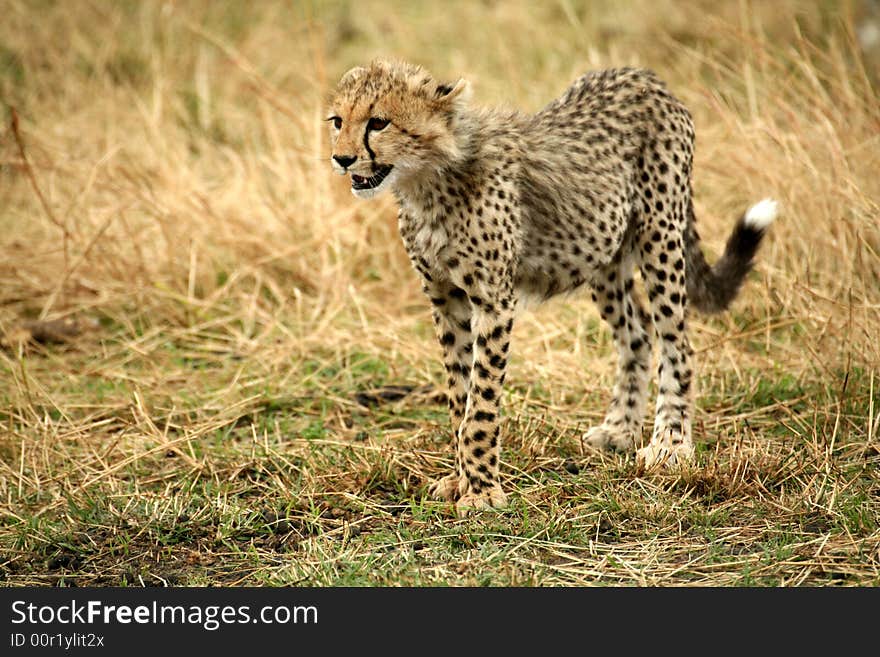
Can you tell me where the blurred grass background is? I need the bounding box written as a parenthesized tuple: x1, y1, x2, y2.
(0, 0, 878, 586)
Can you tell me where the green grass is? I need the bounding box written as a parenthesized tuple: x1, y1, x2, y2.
(2, 342, 877, 586)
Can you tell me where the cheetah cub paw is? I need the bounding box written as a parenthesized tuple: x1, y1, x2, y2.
(636, 437, 694, 469)
(428, 473, 466, 502)
(582, 424, 638, 453)
(455, 484, 508, 517)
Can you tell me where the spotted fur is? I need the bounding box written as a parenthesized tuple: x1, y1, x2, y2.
(327, 60, 776, 515)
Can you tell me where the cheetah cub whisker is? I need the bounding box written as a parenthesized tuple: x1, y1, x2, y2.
(327, 60, 776, 515)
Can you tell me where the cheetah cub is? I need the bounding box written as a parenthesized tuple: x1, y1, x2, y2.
(327, 60, 776, 516)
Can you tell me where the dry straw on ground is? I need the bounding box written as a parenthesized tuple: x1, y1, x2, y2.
(1, 1, 878, 586)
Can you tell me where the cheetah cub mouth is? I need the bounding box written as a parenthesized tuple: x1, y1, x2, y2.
(351, 165, 394, 191)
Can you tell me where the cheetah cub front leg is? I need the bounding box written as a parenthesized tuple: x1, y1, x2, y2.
(424, 282, 472, 503)
(424, 281, 511, 515)
(452, 300, 515, 517)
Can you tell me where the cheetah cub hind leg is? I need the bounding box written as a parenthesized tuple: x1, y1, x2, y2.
(581, 261, 653, 456)
(635, 198, 779, 471)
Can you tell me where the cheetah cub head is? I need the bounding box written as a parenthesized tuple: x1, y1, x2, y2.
(327, 59, 471, 199)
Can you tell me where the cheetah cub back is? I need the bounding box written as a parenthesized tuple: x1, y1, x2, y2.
(327, 60, 776, 516)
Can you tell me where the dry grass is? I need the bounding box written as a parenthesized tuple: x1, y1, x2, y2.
(1, 0, 878, 586)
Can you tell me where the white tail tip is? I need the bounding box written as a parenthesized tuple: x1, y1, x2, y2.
(744, 198, 778, 231)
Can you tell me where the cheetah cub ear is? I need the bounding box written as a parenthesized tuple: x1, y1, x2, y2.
(415, 76, 471, 115)
(433, 78, 471, 109)
(433, 78, 470, 101)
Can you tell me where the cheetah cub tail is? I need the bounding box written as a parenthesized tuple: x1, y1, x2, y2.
(744, 198, 779, 231)
(686, 198, 778, 314)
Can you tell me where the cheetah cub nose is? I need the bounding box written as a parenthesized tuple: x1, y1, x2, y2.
(333, 155, 357, 168)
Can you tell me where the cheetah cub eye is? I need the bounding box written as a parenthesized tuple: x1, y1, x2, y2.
(367, 117, 390, 131)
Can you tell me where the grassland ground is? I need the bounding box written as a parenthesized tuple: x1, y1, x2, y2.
(1, 1, 878, 586)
